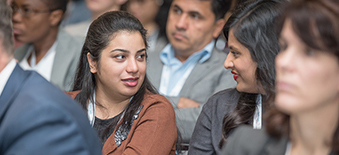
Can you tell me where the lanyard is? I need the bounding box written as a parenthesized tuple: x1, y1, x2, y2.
(253, 94, 262, 129)
(87, 92, 96, 126)
(159, 63, 196, 96)
(87, 91, 132, 127)
(285, 142, 291, 155)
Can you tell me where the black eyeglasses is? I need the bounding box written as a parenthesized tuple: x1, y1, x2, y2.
(11, 3, 53, 18)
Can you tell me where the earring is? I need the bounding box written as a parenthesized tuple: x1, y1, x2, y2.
(90, 66, 95, 72)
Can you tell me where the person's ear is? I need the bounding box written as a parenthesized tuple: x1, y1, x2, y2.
(212, 18, 226, 38)
(49, 10, 63, 26)
(87, 53, 98, 73)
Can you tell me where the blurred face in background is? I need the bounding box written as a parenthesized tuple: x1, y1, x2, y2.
(275, 19, 339, 114)
(224, 29, 258, 94)
(11, 0, 59, 43)
(86, 0, 126, 16)
(166, 0, 224, 55)
(127, 0, 160, 25)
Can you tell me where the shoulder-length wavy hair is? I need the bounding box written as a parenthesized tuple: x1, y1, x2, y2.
(72, 11, 157, 141)
(219, 0, 287, 147)
(265, 0, 339, 153)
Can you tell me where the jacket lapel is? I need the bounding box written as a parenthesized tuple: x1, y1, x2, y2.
(50, 30, 78, 89)
(0, 65, 29, 123)
(179, 48, 221, 95)
(147, 51, 164, 89)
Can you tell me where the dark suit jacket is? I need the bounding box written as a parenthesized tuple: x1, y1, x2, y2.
(221, 125, 337, 155)
(0, 65, 102, 155)
(188, 88, 240, 155)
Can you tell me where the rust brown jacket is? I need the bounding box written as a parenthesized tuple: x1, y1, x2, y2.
(65, 90, 177, 155)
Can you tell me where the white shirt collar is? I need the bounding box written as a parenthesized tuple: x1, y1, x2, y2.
(19, 42, 57, 81)
(0, 59, 16, 96)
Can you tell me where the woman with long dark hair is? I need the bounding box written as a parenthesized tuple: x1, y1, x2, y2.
(222, 0, 339, 154)
(188, 0, 286, 154)
(68, 11, 177, 155)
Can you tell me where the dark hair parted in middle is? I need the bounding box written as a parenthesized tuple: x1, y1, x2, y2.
(72, 11, 157, 142)
(219, 0, 287, 147)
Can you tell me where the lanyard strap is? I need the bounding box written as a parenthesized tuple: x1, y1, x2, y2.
(253, 94, 262, 129)
(159, 63, 196, 96)
(87, 92, 96, 127)
(285, 142, 291, 155)
(87, 92, 132, 127)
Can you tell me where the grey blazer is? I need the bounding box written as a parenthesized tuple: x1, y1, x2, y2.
(188, 88, 240, 155)
(14, 29, 82, 91)
(221, 125, 337, 155)
(146, 42, 237, 143)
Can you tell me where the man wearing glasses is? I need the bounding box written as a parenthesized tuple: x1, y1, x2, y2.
(12, 0, 82, 91)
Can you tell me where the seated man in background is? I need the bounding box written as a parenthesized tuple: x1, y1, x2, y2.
(147, 0, 236, 143)
(12, 0, 81, 91)
(0, 1, 101, 154)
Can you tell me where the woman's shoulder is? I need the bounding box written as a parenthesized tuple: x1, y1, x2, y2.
(141, 91, 174, 110)
(212, 88, 240, 100)
(203, 88, 240, 109)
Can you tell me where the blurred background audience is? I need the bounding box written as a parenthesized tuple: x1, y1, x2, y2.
(64, 0, 127, 42)
(12, 0, 81, 91)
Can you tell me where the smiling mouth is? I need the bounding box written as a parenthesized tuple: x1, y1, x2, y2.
(122, 77, 139, 87)
(231, 71, 238, 81)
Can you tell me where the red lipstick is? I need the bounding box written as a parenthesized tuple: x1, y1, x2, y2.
(122, 77, 139, 87)
(231, 71, 238, 81)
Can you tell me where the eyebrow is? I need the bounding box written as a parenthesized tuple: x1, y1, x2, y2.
(172, 4, 182, 12)
(229, 46, 240, 51)
(110, 48, 146, 53)
(173, 4, 202, 16)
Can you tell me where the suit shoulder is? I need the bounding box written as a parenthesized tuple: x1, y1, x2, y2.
(211, 48, 228, 58)
(57, 29, 82, 52)
(205, 88, 240, 106)
(18, 72, 78, 107)
(142, 92, 173, 109)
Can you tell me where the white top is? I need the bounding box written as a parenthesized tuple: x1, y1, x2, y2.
(0, 59, 16, 96)
(19, 42, 57, 81)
